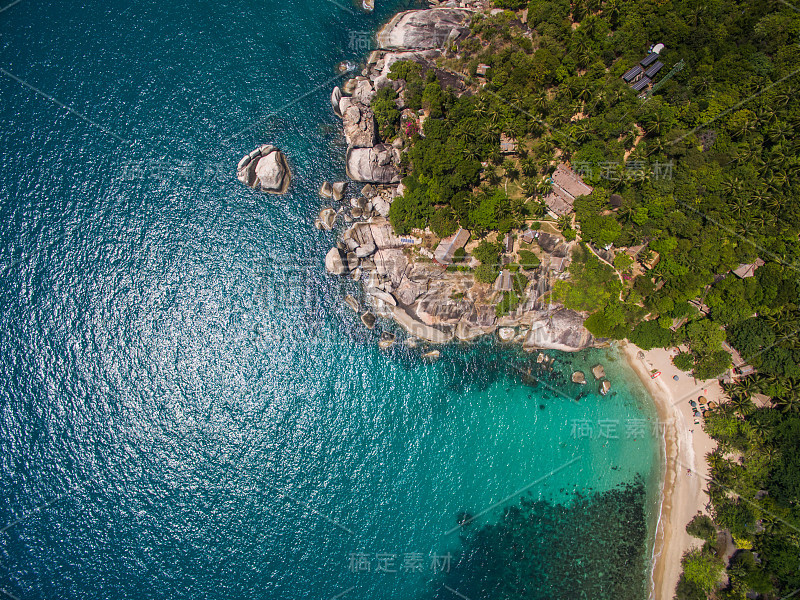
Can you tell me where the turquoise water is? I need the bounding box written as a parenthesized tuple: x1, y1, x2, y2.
(0, 1, 661, 598)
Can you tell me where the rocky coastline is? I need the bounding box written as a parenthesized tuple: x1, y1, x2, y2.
(321, 5, 600, 352)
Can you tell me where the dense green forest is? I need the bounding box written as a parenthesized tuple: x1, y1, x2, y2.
(380, 0, 800, 597)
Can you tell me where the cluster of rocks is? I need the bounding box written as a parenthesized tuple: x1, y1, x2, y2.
(325, 212, 596, 351)
(316, 182, 398, 232)
(236, 145, 292, 194)
(329, 8, 476, 184)
(332, 83, 402, 184)
(319, 7, 598, 352)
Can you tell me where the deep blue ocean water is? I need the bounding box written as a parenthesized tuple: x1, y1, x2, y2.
(0, 1, 662, 598)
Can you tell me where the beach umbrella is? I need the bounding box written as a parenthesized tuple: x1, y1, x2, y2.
(708, 401, 717, 409)
(689, 400, 697, 407)
(673, 375, 679, 381)
(699, 395, 708, 403)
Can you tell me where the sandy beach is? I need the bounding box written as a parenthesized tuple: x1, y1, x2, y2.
(621, 343, 723, 600)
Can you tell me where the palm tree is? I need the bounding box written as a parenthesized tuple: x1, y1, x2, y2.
(572, 120, 593, 142)
(761, 444, 779, 463)
(772, 394, 800, 414)
(576, 85, 593, 104)
(537, 178, 553, 195)
(732, 115, 755, 140)
(736, 377, 761, 398)
(765, 194, 786, 213)
(474, 98, 490, 120)
(540, 136, 557, 154)
(510, 197, 526, 221)
(730, 395, 755, 417)
(622, 130, 638, 149)
(642, 111, 667, 137)
(462, 145, 482, 162)
(706, 450, 727, 473)
(521, 158, 538, 178)
(603, 0, 621, 25)
(503, 159, 520, 182)
(729, 196, 752, 218)
(721, 176, 743, 197)
(767, 123, 791, 144)
(572, 0, 587, 22)
(754, 106, 777, 127)
(531, 92, 548, 114)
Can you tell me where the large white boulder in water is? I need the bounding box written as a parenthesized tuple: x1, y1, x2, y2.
(236, 145, 292, 194)
(325, 247, 349, 275)
(376, 9, 472, 51)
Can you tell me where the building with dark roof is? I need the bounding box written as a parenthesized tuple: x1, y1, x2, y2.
(644, 61, 664, 78)
(631, 77, 651, 92)
(622, 45, 667, 92)
(640, 52, 659, 67)
(622, 65, 643, 83)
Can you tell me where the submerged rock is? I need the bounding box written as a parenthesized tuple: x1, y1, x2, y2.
(345, 295, 360, 312)
(378, 331, 396, 349)
(592, 364, 606, 380)
(361, 311, 377, 329)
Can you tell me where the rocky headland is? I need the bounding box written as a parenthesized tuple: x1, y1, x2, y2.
(321, 6, 599, 352)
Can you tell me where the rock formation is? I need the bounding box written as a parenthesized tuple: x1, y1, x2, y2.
(346, 144, 401, 183)
(325, 247, 349, 276)
(376, 9, 472, 51)
(522, 309, 595, 352)
(340, 99, 378, 148)
(236, 145, 291, 194)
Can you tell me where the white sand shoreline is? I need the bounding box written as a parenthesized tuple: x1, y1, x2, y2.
(620, 342, 722, 600)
